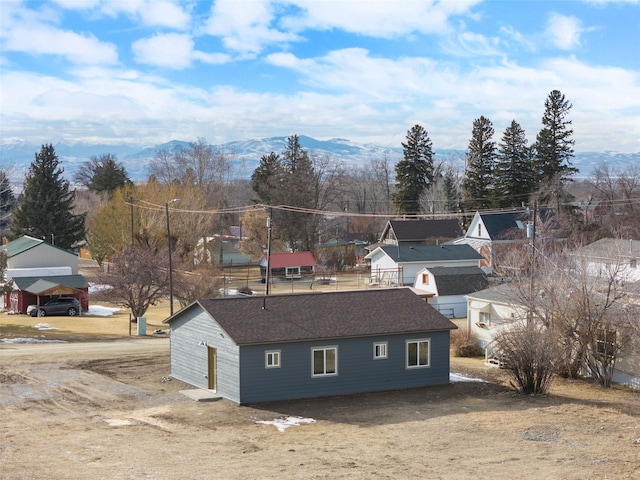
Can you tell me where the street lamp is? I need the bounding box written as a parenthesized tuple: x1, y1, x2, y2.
(166, 198, 179, 316)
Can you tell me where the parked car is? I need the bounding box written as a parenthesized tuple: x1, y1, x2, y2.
(27, 297, 81, 317)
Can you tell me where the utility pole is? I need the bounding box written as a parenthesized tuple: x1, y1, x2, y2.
(265, 207, 273, 296)
(166, 198, 179, 316)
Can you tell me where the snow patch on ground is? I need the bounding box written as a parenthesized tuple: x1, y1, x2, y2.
(1, 338, 67, 344)
(255, 416, 316, 432)
(33, 323, 57, 330)
(86, 305, 121, 316)
(450, 373, 486, 383)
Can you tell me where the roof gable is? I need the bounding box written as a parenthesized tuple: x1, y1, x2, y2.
(426, 266, 488, 295)
(170, 289, 457, 345)
(11, 275, 88, 294)
(382, 219, 463, 243)
(3, 235, 78, 258)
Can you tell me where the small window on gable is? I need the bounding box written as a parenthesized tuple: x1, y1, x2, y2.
(422, 273, 429, 285)
(373, 342, 388, 359)
(478, 224, 482, 237)
(265, 350, 281, 368)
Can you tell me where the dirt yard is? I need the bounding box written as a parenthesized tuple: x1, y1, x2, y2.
(1, 313, 639, 480)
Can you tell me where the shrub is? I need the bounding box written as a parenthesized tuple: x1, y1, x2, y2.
(451, 329, 483, 357)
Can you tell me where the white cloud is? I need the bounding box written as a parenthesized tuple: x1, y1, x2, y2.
(100, 0, 191, 30)
(282, 0, 481, 37)
(1, 23, 118, 65)
(440, 31, 503, 57)
(132, 33, 194, 69)
(544, 13, 584, 50)
(202, 0, 299, 55)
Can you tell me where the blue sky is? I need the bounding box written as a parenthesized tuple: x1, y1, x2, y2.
(1, 0, 638, 152)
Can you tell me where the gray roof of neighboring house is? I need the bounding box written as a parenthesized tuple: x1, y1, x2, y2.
(11, 275, 88, 294)
(372, 244, 483, 263)
(383, 219, 463, 243)
(464, 283, 522, 305)
(3, 235, 77, 258)
(477, 211, 528, 239)
(166, 288, 457, 345)
(427, 266, 489, 296)
(571, 238, 640, 260)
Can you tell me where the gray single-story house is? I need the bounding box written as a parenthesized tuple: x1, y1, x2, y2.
(164, 288, 457, 404)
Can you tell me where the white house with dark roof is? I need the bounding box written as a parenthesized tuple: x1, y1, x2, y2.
(413, 266, 489, 318)
(364, 244, 483, 286)
(164, 288, 458, 404)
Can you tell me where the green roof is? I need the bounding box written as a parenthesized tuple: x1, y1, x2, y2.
(3, 235, 77, 258)
(11, 275, 88, 294)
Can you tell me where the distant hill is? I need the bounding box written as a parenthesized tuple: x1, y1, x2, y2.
(2, 136, 637, 188)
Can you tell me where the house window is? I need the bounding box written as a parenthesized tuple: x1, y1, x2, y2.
(285, 266, 301, 278)
(479, 311, 491, 326)
(630, 258, 637, 269)
(596, 329, 616, 357)
(422, 273, 429, 285)
(478, 224, 482, 237)
(406, 339, 430, 368)
(373, 342, 388, 359)
(312, 346, 337, 376)
(265, 350, 281, 368)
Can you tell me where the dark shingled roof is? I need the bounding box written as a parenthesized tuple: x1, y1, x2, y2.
(427, 266, 488, 296)
(378, 244, 482, 263)
(479, 211, 527, 239)
(385, 219, 463, 242)
(171, 288, 457, 345)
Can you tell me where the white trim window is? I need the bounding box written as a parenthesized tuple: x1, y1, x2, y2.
(285, 266, 301, 278)
(406, 339, 430, 368)
(265, 350, 281, 368)
(312, 346, 337, 376)
(373, 342, 388, 359)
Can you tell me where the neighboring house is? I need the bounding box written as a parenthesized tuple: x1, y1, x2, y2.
(465, 284, 640, 388)
(260, 251, 316, 281)
(569, 238, 640, 283)
(465, 284, 527, 354)
(413, 266, 488, 318)
(379, 219, 463, 246)
(365, 244, 483, 286)
(195, 236, 254, 268)
(2, 236, 88, 313)
(453, 210, 533, 274)
(164, 288, 457, 404)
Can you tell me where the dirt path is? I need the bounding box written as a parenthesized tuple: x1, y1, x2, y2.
(1, 339, 639, 480)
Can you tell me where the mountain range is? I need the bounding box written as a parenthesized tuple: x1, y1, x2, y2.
(2, 136, 637, 188)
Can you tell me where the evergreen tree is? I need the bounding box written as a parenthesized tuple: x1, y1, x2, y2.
(534, 90, 578, 185)
(0, 170, 17, 239)
(74, 153, 131, 196)
(442, 168, 459, 213)
(494, 120, 536, 208)
(251, 152, 282, 205)
(10, 144, 86, 250)
(392, 124, 434, 214)
(462, 116, 496, 211)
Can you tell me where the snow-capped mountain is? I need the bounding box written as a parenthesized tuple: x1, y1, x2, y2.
(1, 136, 637, 188)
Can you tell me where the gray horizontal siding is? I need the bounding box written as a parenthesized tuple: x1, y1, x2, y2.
(238, 330, 451, 404)
(169, 307, 241, 403)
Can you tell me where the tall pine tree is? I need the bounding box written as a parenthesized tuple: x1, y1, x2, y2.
(462, 116, 496, 211)
(494, 120, 536, 208)
(0, 170, 17, 239)
(10, 144, 86, 250)
(534, 90, 577, 185)
(392, 124, 434, 214)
